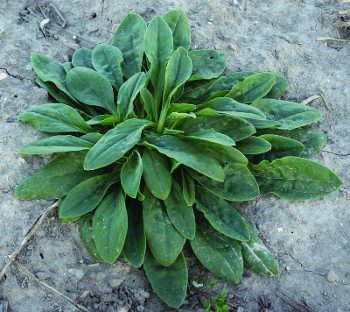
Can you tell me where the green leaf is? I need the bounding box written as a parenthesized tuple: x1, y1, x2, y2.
(196, 97, 266, 120)
(186, 130, 235, 147)
(84, 119, 152, 170)
(252, 99, 322, 130)
(183, 115, 256, 142)
(181, 78, 218, 100)
(225, 72, 275, 103)
(190, 164, 259, 201)
(92, 43, 124, 90)
(18, 103, 92, 133)
(81, 133, 102, 144)
(183, 135, 247, 168)
(143, 250, 187, 308)
(72, 48, 93, 69)
(112, 13, 147, 79)
(239, 220, 279, 275)
(31, 53, 77, 103)
(163, 47, 192, 104)
(121, 150, 143, 198)
(14, 152, 98, 200)
(93, 188, 128, 264)
(249, 156, 342, 200)
(144, 16, 173, 96)
(164, 9, 191, 50)
(245, 118, 281, 129)
(35, 78, 79, 108)
(188, 49, 226, 80)
(249, 134, 305, 163)
(117, 72, 147, 120)
(258, 128, 327, 159)
(66, 67, 117, 115)
(18, 135, 94, 154)
(143, 135, 225, 182)
(195, 186, 250, 241)
(143, 189, 186, 266)
(79, 215, 104, 261)
(235, 136, 272, 154)
(87, 115, 119, 126)
(193, 71, 255, 104)
(164, 180, 196, 239)
(169, 103, 197, 113)
(59, 174, 114, 218)
(62, 62, 73, 73)
(265, 73, 287, 99)
(182, 168, 195, 206)
(142, 148, 172, 200)
(123, 199, 146, 268)
(190, 216, 243, 284)
(140, 87, 157, 122)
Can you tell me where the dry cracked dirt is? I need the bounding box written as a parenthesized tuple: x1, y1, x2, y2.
(0, 0, 349, 311)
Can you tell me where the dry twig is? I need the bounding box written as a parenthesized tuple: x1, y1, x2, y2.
(0, 201, 59, 280)
(12, 260, 89, 312)
(276, 291, 316, 312)
(301, 95, 321, 106)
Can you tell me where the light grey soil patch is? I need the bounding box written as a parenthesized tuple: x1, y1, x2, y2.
(1, 0, 349, 311)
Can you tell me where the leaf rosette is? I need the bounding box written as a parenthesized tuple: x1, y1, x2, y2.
(15, 9, 342, 308)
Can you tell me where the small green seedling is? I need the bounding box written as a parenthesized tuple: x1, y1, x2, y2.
(15, 9, 342, 309)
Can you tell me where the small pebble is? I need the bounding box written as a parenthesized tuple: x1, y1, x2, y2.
(18, 157, 25, 164)
(79, 290, 90, 300)
(36, 271, 50, 280)
(237, 307, 244, 312)
(326, 270, 338, 283)
(0, 73, 8, 81)
(285, 266, 291, 271)
(108, 278, 123, 288)
(117, 305, 129, 312)
(68, 268, 85, 280)
(139, 290, 150, 299)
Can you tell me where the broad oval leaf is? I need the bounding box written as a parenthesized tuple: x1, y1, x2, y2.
(79, 215, 104, 261)
(66, 67, 117, 115)
(84, 119, 153, 170)
(140, 87, 157, 122)
(235, 136, 272, 154)
(18, 103, 92, 133)
(258, 128, 327, 159)
(186, 130, 235, 146)
(59, 174, 114, 218)
(195, 186, 250, 241)
(31, 53, 76, 102)
(93, 188, 128, 264)
(112, 13, 147, 79)
(182, 168, 195, 206)
(117, 72, 147, 120)
(163, 47, 192, 103)
(196, 97, 266, 120)
(164, 180, 196, 239)
(143, 250, 187, 308)
(18, 135, 93, 154)
(142, 149, 172, 200)
(190, 164, 259, 202)
(143, 135, 225, 182)
(123, 199, 146, 268)
(183, 115, 256, 142)
(189, 49, 226, 80)
(144, 16, 173, 74)
(190, 217, 243, 284)
(72, 48, 93, 69)
(143, 189, 186, 266)
(249, 156, 342, 200)
(121, 150, 143, 198)
(252, 99, 322, 130)
(245, 118, 281, 129)
(164, 9, 191, 50)
(14, 152, 98, 200)
(92, 43, 124, 90)
(87, 115, 119, 126)
(239, 219, 279, 276)
(225, 72, 275, 103)
(265, 73, 287, 99)
(62, 62, 73, 74)
(249, 134, 305, 163)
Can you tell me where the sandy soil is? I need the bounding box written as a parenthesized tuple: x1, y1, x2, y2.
(0, 0, 349, 311)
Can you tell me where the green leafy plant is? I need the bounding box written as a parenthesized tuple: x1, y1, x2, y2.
(15, 9, 342, 308)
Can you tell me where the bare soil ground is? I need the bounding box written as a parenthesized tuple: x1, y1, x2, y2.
(0, 0, 349, 311)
